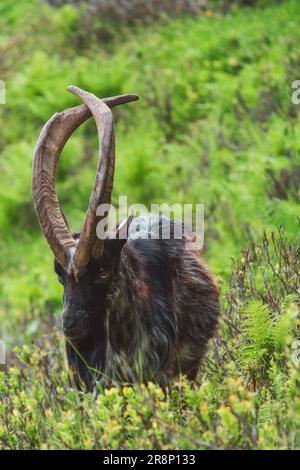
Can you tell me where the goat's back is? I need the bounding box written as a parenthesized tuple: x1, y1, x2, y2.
(105, 215, 220, 384)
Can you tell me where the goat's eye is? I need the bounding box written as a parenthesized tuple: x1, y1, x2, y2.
(95, 270, 110, 284)
(100, 271, 110, 280)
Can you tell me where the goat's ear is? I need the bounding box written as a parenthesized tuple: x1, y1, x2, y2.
(107, 238, 128, 260)
(106, 215, 133, 261)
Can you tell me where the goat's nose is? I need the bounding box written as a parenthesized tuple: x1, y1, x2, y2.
(63, 316, 76, 332)
(62, 310, 89, 340)
(62, 309, 73, 326)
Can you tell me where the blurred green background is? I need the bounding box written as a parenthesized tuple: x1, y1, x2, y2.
(0, 0, 299, 341)
(0, 0, 299, 450)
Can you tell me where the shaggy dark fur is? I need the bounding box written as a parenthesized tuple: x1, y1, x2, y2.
(55, 216, 220, 392)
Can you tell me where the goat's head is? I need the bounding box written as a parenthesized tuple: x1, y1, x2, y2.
(32, 86, 138, 342)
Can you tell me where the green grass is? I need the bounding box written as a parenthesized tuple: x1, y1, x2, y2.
(0, 0, 299, 449)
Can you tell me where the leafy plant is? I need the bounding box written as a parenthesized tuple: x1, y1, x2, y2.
(239, 299, 297, 386)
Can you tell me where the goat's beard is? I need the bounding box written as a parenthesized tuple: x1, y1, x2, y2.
(65, 319, 108, 392)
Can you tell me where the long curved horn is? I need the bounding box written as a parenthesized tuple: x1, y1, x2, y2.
(32, 89, 138, 272)
(67, 85, 117, 270)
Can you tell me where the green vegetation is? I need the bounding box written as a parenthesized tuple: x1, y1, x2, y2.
(0, 0, 299, 449)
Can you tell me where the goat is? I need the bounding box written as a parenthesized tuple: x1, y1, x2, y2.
(32, 86, 220, 392)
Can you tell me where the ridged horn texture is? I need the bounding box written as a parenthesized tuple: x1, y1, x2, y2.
(32, 86, 139, 275)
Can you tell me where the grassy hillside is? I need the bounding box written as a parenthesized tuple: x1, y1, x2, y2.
(0, 0, 299, 449)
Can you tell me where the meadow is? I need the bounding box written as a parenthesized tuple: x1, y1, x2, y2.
(0, 0, 299, 449)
